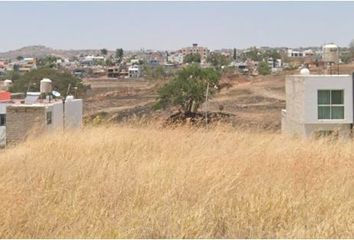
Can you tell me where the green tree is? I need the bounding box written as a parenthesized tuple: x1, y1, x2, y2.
(115, 48, 124, 63)
(100, 48, 108, 56)
(16, 56, 24, 61)
(242, 47, 263, 61)
(264, 49, 281, 60)
(233, 48, 237, 60)
(207, 52, 231, 69)
(105, 58, 113, 66)
(1, 70, 20, 81)
(10, 67, 85, 97)
(349, 39, 354, 52)
(155, 64, 220, 112)
(183, 53, 201, 63)
(341, 52, 352, 64)
(144, 65, 166, 80)
(258, 61, 271, 75)
(38, 56, 59, 68)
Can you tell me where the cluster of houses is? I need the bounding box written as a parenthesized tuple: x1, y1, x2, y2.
(0, 43, 349, 81)
(0, 57, 37, 75)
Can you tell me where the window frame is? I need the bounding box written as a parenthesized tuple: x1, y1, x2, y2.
(0, 114, 5, 126)
(317, 89, 345, 120)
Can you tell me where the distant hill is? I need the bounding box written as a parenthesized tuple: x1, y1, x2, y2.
(0, 45, 113, 60)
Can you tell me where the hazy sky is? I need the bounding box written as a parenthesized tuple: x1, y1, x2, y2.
(1, 1, 354, 51)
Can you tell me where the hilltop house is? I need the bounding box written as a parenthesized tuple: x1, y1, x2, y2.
(281, 69, 353, 138)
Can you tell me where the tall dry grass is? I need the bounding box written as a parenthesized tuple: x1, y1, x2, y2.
(0, 124, 353, 238)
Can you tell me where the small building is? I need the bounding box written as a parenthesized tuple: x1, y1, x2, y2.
(281, 69, 353, 138)
(267, 58, 283, 73)
(0, 98, 82, 146)
(128, 65, 142, 78)
(107, 66, 120, 78)
(168, 53, 184, 64)
(0, 78, 83, 146)
(179, 43, 210, 63)
(24, 58, 37, 71)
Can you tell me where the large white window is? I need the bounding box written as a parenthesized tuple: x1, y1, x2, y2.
(318, 90, 344, 120)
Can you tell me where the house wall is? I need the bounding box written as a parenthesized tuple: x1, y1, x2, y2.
(6, 106, 46, 144)
(283, 74, 353, 138)
(281, 110, 306, 137)
(64, 99, 82, 129)
(304, 123, 352, 138)
(303, 75, 353, 124)
(285, 76, 305, 124)
(0, 103, 9, 147)
(46, 102, 64, 132)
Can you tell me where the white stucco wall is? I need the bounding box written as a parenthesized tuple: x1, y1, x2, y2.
(285, 76, 305, 124)
(46, 102, 64, 131)
(0, 103, 10, 147)
(282, 110, 306, 137)
(303, 75, 353, 124)
(64, 99, 83, 129)
(283, 74, 353, 138)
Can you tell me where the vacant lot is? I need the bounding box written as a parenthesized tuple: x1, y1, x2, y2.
(82, 64, 354, 131)
(0, 125, 353, 238)
(82, 74, 286, 130)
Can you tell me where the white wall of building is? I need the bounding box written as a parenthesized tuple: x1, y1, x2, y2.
(64, 99, 83, 129)
(46, 101, 64, 131)
(283, 74, 353, 138)
(0, 103, 9, 147)
(304, 123, 352, 138)
(285, 76, 306, 124)
(168, 54, 184, 64)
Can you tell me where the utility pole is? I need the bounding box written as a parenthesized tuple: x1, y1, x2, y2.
(205, 82, 210, 126)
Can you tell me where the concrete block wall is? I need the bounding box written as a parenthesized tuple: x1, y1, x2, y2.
(6, 106, 46, 144)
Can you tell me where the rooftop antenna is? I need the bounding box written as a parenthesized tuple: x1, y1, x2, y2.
(66, 83, 71, 99)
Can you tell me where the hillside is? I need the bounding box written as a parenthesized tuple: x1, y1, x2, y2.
(0, 125, 353, 238)
(0, 45, 113, 59)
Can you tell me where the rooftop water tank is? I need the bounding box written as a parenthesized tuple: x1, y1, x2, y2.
(322, 43, 339, 63)
(2, 79, 12, 91)
(66, 95, 74, 101)
(40, 78, 52, 94)
(3, 79, 12, 87)
(300, 68, 310, 75)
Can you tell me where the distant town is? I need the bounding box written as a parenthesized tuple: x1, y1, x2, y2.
(1, 43, 352, 81)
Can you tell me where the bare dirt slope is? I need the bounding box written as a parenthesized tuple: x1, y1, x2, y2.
(83, 74, 286, 131)
(83, 77, 160, 121)
(200, 73, 286, 131)
(83, 64, 354, 131)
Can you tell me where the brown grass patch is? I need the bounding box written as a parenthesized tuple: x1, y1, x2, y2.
(0, 125, 353, 238)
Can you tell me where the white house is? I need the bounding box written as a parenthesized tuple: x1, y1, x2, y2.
(281, 69, 353, 138)
(128, 65, 142, 78)
(168, 53, 184, 64)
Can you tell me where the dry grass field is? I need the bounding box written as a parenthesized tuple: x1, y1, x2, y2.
(0, 124, 353, 238)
